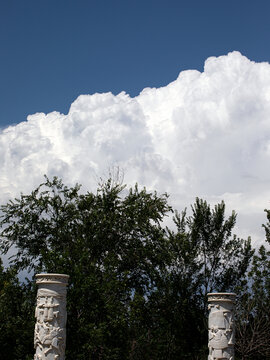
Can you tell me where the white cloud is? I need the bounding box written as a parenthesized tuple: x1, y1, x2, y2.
(1, 51, 270, 246)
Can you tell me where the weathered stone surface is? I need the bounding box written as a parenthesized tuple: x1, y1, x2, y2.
(208, 292, 236, 360)
(34, 274, 69, 360)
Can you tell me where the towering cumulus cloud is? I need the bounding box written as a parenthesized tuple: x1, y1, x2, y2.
(1, 51, 270, 243)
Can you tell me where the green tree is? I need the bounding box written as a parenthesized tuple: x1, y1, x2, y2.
(0, 258, 35, 359)
(263, 208, 270, 245)
(169, 198, 253, 301)
(164, 198, 254, 359)
(142, 198, 254, 360)
(0, 176, 173, 359)
(235, 210, 270, 360)
(235, 246, 270, 360)
(0, 178, 254, 359)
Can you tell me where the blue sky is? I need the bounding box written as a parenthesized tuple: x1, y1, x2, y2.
(1, 0, 270, 127)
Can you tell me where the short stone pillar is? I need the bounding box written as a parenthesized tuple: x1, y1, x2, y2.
(34, 273, 69, 360)
(207, 293, 236, 360)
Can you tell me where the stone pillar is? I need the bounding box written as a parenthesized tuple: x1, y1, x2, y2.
(207, 293, 236, 360)
(34, 273, 69, 360)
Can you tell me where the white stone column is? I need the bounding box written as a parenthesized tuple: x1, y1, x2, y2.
(34, 273, 69, 360)
(207, 293, 236, 360)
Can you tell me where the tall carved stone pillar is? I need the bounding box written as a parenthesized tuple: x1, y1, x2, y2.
(34, 274, 69, 360)
(208, 293, 236, 360)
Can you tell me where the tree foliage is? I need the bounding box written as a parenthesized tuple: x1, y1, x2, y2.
(168, 199, 253, 302)
(0, 259, 35, 359)
(0, 177, 264, 359)
(234, 210, 270, 360)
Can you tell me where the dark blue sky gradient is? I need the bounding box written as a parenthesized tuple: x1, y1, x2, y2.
(1, 0, 270, 126)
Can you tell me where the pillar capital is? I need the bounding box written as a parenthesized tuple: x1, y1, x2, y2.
(36, 273, 69, 286)
(208, 292, 236, 304)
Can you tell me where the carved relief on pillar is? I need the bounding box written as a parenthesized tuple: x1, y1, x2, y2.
(208, 293, 236, 360)
(34, 274, 69, 360)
